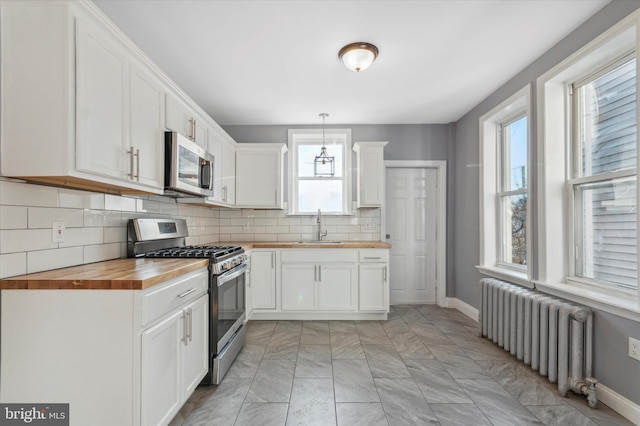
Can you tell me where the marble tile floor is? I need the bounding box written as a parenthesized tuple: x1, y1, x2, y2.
(169, 305, 633, 426)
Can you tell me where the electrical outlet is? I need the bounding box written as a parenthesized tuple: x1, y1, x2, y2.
(52, 221, 65, 243)
(630, 337, 640, 361)
(365, 221, 377, 231)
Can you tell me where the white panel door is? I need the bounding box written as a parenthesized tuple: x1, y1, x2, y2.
(385, 167, 437, 304)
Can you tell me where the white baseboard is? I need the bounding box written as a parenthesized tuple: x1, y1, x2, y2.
(597, 383, 640, 425)
(446, 297, 479, 322)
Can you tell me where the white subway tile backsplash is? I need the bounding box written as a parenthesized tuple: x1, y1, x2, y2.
(59, 227, 104, 248)
(84, 243, 121, 264)
(277, 233, 301, 241)
(0, 252, 27, 278)
(229, 234, 255, 242)
(278, 217, 300, 226)
(104, 195, 136, 212)
(265, 225, 289, 234)
(255, 218, 278, 226)
(0, 206, 28, 229)
(0, 180, 59, 207)
(136, 198, 179, 216)
(289, 225, 313, 233)
(28, 207, 84, 229)
(219, 226, 242, 234)
(220, 210, 242, 219)
(84, 210, 122, 227)
(59, 189, 105, 209)
(253, 233, 279, 242)
(103, 227, 126, 244)
(0, 229, 58, 253)
(27, 247, 83, 273)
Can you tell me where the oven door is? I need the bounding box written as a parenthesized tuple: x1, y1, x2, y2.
(213, 263, 247, 354)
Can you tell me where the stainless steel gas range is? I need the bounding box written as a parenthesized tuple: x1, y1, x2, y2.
(128, 218, 247, 385)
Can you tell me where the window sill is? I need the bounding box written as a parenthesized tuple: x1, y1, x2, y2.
(533, 280, 640, 323)
(476, 265, 533, 289)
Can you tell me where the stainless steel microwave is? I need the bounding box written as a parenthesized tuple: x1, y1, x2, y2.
(165, 131, 214, 197)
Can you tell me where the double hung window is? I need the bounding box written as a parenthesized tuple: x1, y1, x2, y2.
(288, 129, 352, 215)
(570, 55, 637, 291)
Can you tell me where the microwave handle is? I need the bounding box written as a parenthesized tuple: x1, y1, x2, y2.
(201, 160, 212, 190)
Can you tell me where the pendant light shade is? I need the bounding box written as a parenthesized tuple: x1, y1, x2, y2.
(314, 113, 335, 177)
(338, 42, 379, 72)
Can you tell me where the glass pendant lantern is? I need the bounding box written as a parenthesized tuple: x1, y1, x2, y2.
(314, 113, 335, 177)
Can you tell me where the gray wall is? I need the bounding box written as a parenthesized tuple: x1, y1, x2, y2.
(453, 0, 640, 405)
(224, 123, 458, 296)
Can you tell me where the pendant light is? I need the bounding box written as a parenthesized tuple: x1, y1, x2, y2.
(314, 113, 335, 177)
(338, 42, 379, 72)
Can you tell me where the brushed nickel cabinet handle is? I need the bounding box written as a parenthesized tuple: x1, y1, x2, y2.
(134, 148, 140, 181)
(177, 288, 197, 298)
(127, 148, 134, 179)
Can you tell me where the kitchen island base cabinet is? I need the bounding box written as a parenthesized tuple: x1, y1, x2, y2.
(0, 267, 208, 426)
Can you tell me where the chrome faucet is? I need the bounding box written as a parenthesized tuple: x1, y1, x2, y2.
(316, 209, 328, 241)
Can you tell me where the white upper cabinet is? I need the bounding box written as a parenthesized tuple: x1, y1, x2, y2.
(75, 18, 129, 181)
(353, 142, 388, 207)
(236, 144, 288, 209)
(0, 1, 167, 194)
(129, 62, 166, 189)
(165, 93, 207, 149)
(221, 140, 236, 205)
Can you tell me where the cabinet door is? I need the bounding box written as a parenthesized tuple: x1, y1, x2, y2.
(317, 264, 357, 310)
(236, 151, 279, 207)
(221, 142, 236, 205)
(359, 264, 388, 311)
(207, 129, 224, 203)
(250, 251, 277, 310)
(281, 264, 316, 310)
(360, 148, 384, 206)
(183, 295, 209, 396)
(165, 94, 191, 138)
(193, 117, 207, 149)
(76, 19, 129, 180)
(130, 63, 165, 189)
(141, 310, 183, 426)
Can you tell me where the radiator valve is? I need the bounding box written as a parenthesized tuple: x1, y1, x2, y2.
(583, 377, 598, 408)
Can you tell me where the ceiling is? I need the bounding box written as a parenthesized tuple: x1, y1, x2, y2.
(94, 0, 609, 126)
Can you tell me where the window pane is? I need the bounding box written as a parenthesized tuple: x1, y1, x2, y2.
(577, 58, 637, 177)
(500, 193, 527, 265)
(574, 177, 637, 290)
(503, 116, 528, 191)
(298, 144, 343, 177)
(298, 180, 343, 213)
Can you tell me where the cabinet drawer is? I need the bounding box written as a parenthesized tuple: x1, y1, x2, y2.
(281, 249, 357, 263)
(359, 250, 389, 263)
(141, 268, 208, 326)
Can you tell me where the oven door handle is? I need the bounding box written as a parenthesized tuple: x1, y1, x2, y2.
(216, 263, 248, 287)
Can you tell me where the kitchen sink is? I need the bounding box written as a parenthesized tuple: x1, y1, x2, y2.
(294, 241, 345, 244)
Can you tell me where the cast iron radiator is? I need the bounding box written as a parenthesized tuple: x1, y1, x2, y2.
(479, 278, 598, 407)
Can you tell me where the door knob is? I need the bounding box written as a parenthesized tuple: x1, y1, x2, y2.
(385, 234, 391, 239)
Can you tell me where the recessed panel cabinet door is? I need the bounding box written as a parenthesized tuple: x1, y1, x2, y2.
(317, 264, 356, 310)
(251, 251, 277, 310)
(130, 63, 165, 189)
(281, 264, 316, 310)
(359, 264, 388, 311)
(76, 20, 129, 180)
(141, 310, 182, 426)
(182, 295, 208, 396)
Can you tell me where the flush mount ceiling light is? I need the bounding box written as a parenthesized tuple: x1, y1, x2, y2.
(338, 42, 379, 72)
(314, 113, 335, 177)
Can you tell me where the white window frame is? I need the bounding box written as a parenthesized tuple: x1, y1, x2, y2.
(287, 128, 352, 215)
(536, 10, 640, 321)
(478, 85, 532, 287)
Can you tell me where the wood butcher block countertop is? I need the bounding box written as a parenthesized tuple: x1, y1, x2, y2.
(0, 258, 209, 290)
(234, 241, 392, 249)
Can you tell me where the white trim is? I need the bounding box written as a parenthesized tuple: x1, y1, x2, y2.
(384, 160, 447, 308)
(597, 383, 640, 425)
(476, 265, 534, 289)
(536, 10, 640, 307)
(447, 297, 479, 322)
(478, 84, 532, 278)
(534, 280, 640, 322)
(287, 128, 353, 215)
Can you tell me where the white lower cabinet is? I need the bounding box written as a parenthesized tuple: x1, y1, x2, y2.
(249, 250, 277, 312)
(358, 250, 390, 312)
(142, 294, 208, 426)
(0, 267, 209, 426)
(281, 250, 358, 312)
